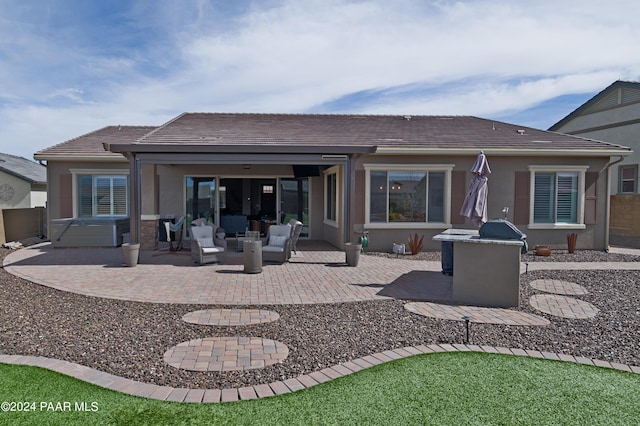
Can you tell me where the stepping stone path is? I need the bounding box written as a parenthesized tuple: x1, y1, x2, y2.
(168, 308, 289, 372)
(404, 302, 550, 326)
(529, 294, 599, 319)
(182, 308, 280, 326)
(529, 279, 588, 296)
(164, 337, 289, 372)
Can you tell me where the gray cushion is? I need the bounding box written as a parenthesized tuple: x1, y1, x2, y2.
(269, 235, 287, 247)
(197, 237, 215, 248)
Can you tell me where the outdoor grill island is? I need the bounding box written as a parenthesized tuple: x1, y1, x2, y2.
(433, 226, 524, 308)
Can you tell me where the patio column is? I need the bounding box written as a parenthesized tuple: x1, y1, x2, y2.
(140, 164, 159, 250)
(127, 153, 142, 245)
(344, 155, 356, 245)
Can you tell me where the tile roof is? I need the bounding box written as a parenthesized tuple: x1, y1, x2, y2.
(35, 126, 157, 159)
(37, 114, 631, 159)
(0, 153, 46, 183)
(125, 113, 630, 154)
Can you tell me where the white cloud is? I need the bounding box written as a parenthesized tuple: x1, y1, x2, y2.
(1, 0, 640, 160)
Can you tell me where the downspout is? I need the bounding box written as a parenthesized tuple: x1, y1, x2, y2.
(601, 156, 625, 251)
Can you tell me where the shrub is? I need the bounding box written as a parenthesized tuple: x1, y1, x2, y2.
(408, 233, 424, 255)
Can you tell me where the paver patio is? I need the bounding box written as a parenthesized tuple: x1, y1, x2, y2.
(5, 241, 638, 305)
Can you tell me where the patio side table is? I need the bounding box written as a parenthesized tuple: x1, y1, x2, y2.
(243, 239, 262, 274)
(236, 230, 260, 252)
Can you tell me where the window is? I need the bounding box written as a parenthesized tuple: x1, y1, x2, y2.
(365, 164, 452, 226)
(533, 172, 578, 223)
(528, 166, 588, 229)
(77, 175, 128, 217)
(325, 172, 337, 222)
(619, 165, 637, 193)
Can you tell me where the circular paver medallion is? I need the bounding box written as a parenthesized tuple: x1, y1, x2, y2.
(529, 279, 588, 296)
(529, 294, 599, 319)
(164, 337, 289, 372)
(182, 309, 280, 326)
(404, 302, 550, 326)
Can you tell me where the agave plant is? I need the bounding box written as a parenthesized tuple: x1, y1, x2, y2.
(407, 233, 424, 255)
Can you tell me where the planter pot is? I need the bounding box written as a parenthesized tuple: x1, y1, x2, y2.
(345, 242, 362, 266)
(534, 245, 551, 257)
(392, 243, 406, 255)
(122, 243, 140, 267)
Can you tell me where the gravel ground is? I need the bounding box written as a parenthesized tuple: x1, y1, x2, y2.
(0, 247, 638, 389)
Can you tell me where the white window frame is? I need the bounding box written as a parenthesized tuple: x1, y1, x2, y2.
(70, 169, 129, 218)
(618, 164, 638, 194)
(364, 163, 454, 229)
(527, 165, 588, 230)
(323, 166, 340, 227)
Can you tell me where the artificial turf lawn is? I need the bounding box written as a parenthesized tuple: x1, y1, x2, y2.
(1, 352, 638, 425)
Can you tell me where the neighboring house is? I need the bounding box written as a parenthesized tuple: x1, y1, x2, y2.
(549, 80, 640, 236)
(34, 113, 631, 251)
(0, 152, 47, 209)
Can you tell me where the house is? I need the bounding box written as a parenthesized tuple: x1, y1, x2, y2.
(34, 113, 631, 252)
(549, 80, 640, 236)
(0, 152, 46, 209)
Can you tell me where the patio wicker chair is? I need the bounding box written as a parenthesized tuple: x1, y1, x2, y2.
(190, 224, 226, 264)
(262, 223, 292, 263)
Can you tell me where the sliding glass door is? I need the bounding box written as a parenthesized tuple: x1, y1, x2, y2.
(280, 178, 309, 238)
(185, 177, 216, 225)
(185, 176, 309, 238)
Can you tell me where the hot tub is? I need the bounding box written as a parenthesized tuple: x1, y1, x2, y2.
(50, 217, 130, 248)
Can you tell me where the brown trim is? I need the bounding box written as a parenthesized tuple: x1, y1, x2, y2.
(59, 174, 73, 218)
(450, 170, 466, 225)
(584, 172, 598, 225)
(513, 171, 530, 225)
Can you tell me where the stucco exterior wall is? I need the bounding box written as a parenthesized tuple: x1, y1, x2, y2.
(552, 102, 640, 195)
(44, 152, 612, 251)
(353, 154, 611, 252)
(0, 170, 35, 209)
(44, 159, 129, 233)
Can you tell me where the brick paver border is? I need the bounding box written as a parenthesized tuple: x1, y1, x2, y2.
(1, 347, 637, 403)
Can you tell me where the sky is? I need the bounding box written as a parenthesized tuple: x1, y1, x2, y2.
(1, 0, 639, 161)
